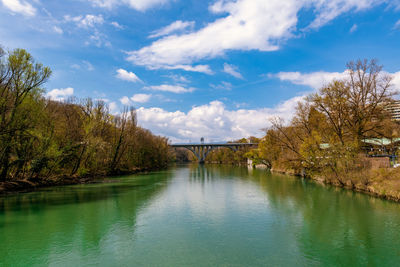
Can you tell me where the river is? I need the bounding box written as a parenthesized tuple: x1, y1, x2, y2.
(1, 165, 400, 266)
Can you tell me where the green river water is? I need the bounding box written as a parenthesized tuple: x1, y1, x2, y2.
(1, 165, 400, 266)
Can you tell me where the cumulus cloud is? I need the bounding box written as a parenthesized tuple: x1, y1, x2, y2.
(136, 98, 303, 142)
(120, 96, 131, 105)
(1, 0, 36, 16)
(391, 71, 400, 91)
(144, 84, 195, 93)
(109, 101, 119, 114)
(46, 87, 74, 101)
(223, 63, 243, 79)
(116, 68, 142, 82)
(270, 71, 348, 89)
(149, 20, 195, 38)
(271, 69, 400, 92)
(120, 93, 152, 105)
(131, 93, 152, 103)
(127, 0, 382, 72)
(88, 0, 172, 11)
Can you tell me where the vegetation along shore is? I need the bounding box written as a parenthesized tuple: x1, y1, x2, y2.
(244, 59, 400, 202)
(0, 47, 173, 194)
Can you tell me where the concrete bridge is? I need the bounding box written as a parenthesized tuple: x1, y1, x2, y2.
(171, 143, 257, 163)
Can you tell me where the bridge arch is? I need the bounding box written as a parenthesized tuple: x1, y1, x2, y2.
(171, 143, 257, 163)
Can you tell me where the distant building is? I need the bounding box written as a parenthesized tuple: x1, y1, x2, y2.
(386, 100, 400, 121)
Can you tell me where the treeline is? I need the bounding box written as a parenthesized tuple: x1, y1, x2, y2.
(247, 59, 400, 187)
(0, 48, 172, 183)
(205, 137, 259, 164)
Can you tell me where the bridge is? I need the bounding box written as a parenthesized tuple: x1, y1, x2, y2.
(171, 143, 257, 163)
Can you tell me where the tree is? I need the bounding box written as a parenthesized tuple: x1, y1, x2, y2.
(310, 59, 394, 146)
(0, 48, 51, 181)
(309, 81, 350, 145)
(252, 59, 398, 180)
(345, 59, 394, 142)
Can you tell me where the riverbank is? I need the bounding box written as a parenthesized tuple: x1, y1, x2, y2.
(0, 167, 160, 195)
(0, 177, 100, 195)
(271, 166, 400, 202)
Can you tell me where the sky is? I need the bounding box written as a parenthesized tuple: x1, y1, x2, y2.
(1, 0, 400, 142)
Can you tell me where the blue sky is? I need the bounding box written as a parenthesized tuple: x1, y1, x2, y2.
(1, 0, 400, 142)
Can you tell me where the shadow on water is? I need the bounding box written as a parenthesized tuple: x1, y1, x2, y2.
(0, 170, 173, 266)
(0, 171, 172, 214)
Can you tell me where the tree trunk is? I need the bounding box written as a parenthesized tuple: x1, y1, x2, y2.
(0, 145, 11, 181)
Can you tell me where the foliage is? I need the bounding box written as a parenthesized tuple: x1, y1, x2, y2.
(0, 48, 172, 182)
(247, 59, 399, 184)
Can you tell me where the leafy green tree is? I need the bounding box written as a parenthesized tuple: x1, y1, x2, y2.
(0, 48, 51, 181)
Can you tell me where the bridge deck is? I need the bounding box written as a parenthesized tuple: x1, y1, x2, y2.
(171, 143, 258, 163)
(171, 143, 257, 147)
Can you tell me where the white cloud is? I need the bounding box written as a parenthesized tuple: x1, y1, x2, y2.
(88, 0, 172, 11)
(127, 0, 381, 72)
(53, 26, 63, 34)
(394, 19, 400, 30)
(64, 14, 110, 47)
(163, 64, 213, 74)
(131, 93, 152, 103)
(71, 64, 81, 70)
(120, 96, 131, 105)
(85, 29, 111, 47)
(64, 14, 104, 28)
(271, 69, 400, 92)
(109, 101, 119, 114)
(270, 71, 348, 89)
(149, 20, 195, 38)
(82, 60, 94, 71)
(223, 63, 243, 79)
(1, 0, 36, 16)
(164, 74, 190, 83)
(116, 68, 142, 83)
(350, 24, 358, 33)
(110, 21, 124, 29)
(305, 0, 379, 29)
(70, 61, 94, 71)
(46, 87, 74, 101)
(144, 84, 195, 93)
(391, 71, 400, 92)
(136, 98, 303, 142)
(210, 81, 233, 90)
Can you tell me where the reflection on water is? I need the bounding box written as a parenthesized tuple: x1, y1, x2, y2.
(1, 165, 400, 266)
